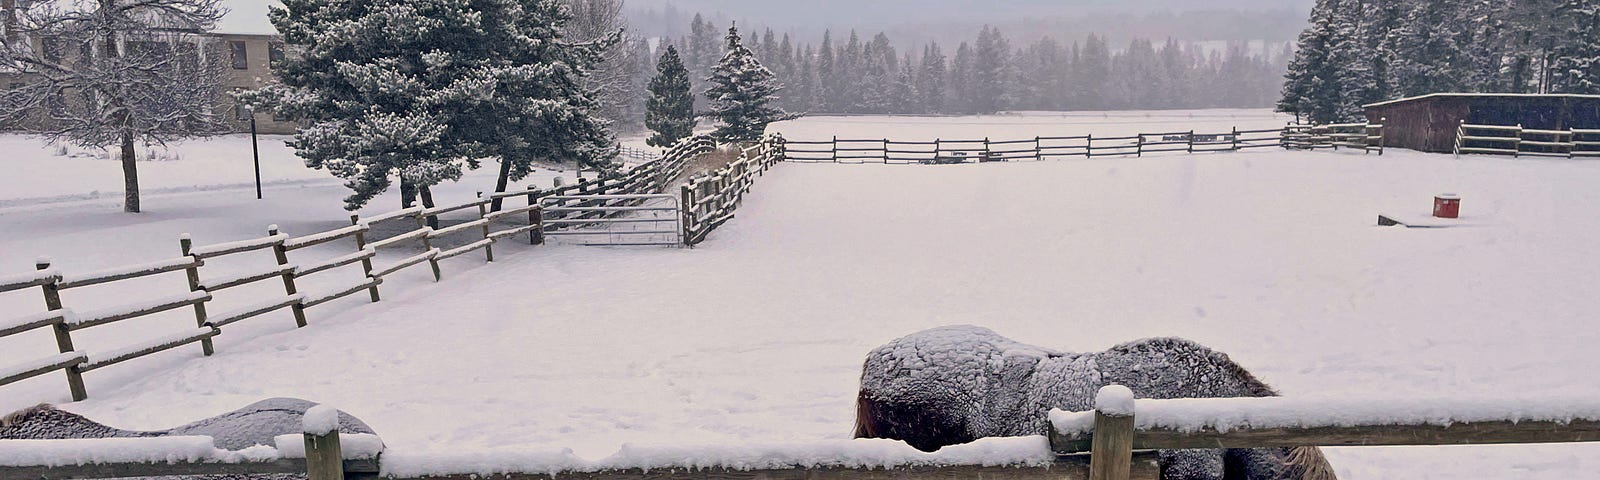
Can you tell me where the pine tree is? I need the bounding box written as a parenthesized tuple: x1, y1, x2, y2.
(646, 46, 696, 147)
(817, 31, 837, 112)
(918, 43, 948, 114)
(970, 26, 1010, 114)
(703, 24, 791, 143)
(250, 0, 617, 211)
(1549, 0, 1600, 93)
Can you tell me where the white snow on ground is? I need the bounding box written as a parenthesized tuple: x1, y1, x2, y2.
(2, 112, 1599, 478)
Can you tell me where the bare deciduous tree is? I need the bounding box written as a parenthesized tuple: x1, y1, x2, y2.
(564, 0, 647, 131)
(0, 0, 232, 213)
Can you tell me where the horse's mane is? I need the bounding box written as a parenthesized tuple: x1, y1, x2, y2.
(1, 404, 56, 428)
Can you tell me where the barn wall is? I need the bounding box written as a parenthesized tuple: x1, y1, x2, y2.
(1366, 95, 1600, 154)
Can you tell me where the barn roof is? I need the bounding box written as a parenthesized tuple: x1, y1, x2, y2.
(1365, 93, 1600, 109)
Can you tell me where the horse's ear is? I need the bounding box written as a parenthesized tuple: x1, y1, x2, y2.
(1, 404, 56, 428)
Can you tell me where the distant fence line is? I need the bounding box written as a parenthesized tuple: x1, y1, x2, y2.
(0, 135, 728, 403)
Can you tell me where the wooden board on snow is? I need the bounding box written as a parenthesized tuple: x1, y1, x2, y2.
(1378, 214, 1472, 229)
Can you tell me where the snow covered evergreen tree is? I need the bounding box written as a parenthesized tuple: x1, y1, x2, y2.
(702, 24, 791, 143)
(970, 26, 1010, 114)
(1548, 0, 1600, 93)
(646, 45, 695, 148)
(249, 0, 619, 211)
(0, 0, 232, 213)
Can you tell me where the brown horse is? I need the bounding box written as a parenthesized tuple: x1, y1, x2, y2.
(854, 326, 1336, 480)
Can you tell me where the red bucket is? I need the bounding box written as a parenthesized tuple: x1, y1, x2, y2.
(1434, 194, 1461, 219)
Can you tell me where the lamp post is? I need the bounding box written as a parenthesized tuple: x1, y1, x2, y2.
(249, 108, 262, 200)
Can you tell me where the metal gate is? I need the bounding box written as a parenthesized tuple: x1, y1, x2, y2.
(538, 194, 683, 247)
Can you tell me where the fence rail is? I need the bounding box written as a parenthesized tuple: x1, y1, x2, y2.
(1455, 121, 1600, 158)
(7, 389, 1600, 480)
(0, 135, 720, 403)
(780, 124, 1365, 164)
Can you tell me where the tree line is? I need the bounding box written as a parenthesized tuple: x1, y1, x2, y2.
(660, 14, 1292, 116)
(1279, 0, 1600, 124)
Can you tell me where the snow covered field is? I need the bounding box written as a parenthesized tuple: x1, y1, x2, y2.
(4, 112, 1600, 478)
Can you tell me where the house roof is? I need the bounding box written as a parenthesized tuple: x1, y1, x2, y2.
(214, 0, 281, 35)
(1365, 93, 1600, 109)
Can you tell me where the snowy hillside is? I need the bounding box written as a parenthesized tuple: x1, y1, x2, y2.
(3, 114, 1597, 478)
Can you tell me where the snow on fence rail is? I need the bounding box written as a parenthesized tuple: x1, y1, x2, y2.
(9, 389, 1600, 480)
(780, 125, 1328, 164)
(1282, 120, 1386, 154)
(0, 136, 720, 403)
(1454, 121, 1600, 158)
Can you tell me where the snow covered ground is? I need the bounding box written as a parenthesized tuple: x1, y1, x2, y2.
(4, 111, 1600, 478)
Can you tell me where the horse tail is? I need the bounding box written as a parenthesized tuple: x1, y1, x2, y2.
(1283, 445, 1339, 480)
(852, 391, 878, 438)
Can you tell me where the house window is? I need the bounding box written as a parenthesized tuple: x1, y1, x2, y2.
(269, 42, 285, 68)
(229, 41, 248, 70)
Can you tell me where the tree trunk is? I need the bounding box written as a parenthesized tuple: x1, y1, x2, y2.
(419, 185, 438, 229)
(400, 177, 417, 209)
(121, 132, 140, 213)
(491, 158, 511, 212)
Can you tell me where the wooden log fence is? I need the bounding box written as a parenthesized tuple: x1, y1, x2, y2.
(0, 136, 720, 403)
(680, 135, 784, 247)
(781, 125, 1303, 163)
(9, 389, 1600, 480)
(1455, 121, 1600, 158)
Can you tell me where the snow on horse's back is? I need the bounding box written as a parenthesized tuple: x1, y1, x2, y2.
(854, 325, 1336, 480)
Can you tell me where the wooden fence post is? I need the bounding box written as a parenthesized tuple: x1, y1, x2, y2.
(1086, 134, 1094, 158)
(268, 225, 309, 328)
(349, 215, 380, 302)
(476, 192, 494, 262)
(680, 183, 694, 247)
(1378, 117, 1387, 156)
(983, 137, 991, 162)
(1136, 135, 1144, 157)
(416, 214, 443, 282)
(1187, 130, 1195, 153)
(37, 259, 87, 401)
(1232, 126, 1240, 151)
(1035, 136, 1043, 161)
(1089, 385, 1136, 480)
(526, 186, 543, 245)
(934, 139, 942, 164)
(302, 410, 344, 480)
(832, 136, 839, 163)
(178, 235, 214, 355)
(882, 138, 889, 163)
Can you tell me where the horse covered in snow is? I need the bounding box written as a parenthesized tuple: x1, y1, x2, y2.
(2, 398, 374, 449)
(854, 326, 1335, 480)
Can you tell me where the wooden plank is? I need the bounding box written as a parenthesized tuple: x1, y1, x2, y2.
(67, 292, 213, 331)
(301, 278, 385, 309)
(373, 250, 442, 279)
(383, 455, 1163, 480)
(0, 458, 379, 480)
(368, 229, 430, 250)
(427, 219, 493, 239)
(285, 225, 371, 251)
(79, 327, 219, 372)
(1126, 418, 1600, 450)
(57, 257, 203, 290)
(0, 352, 86, 386)
(208, 294, 306, 328)
(435, 239, 496, 262)
(188, 234, 287, 259)
(296, 249, 379, 278)
(200, 265, 299, 291)
(0, 270, 57, 293)
(363, 207, 426, 225)
(422, 199, 492, 217)
(0, 310, 67, 338)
